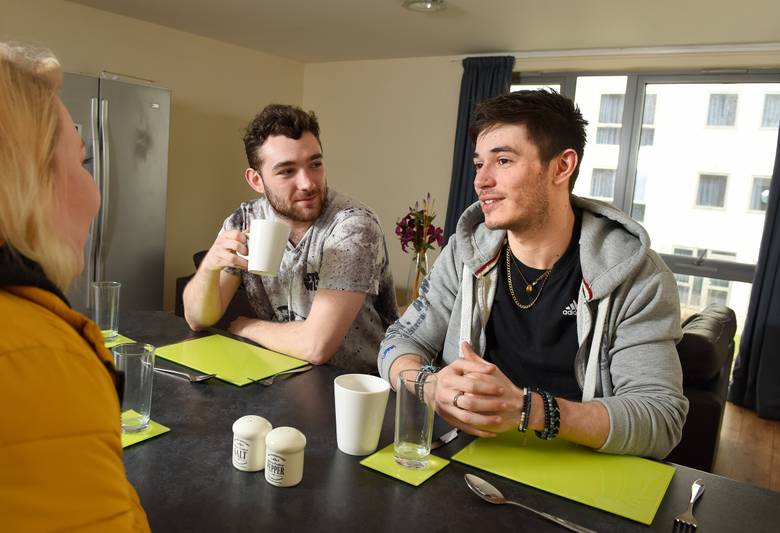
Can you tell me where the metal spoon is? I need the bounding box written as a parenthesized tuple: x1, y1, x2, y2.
(464, 474, 598, 533)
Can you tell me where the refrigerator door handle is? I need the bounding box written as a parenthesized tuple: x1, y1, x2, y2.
(88, 97, 101, 305)
(96, 98, 111, 281)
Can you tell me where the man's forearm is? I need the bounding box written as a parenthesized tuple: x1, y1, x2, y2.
(236, 319, 332, 365)
(386, 354, 424, 390)
(525, 394, 609, 449)
(183, 267, 226, 330)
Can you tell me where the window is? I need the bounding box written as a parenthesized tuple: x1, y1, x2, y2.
(590, 168, 616, 198)
(673, 248, 735, 314)
(696, 174, 727, 207)
(762, 94, 780, 128)
(596, 94, 624, 145)
(707, 93, 738, 126)
(750, 177, 771, 211)
(513, 70, 780, 336)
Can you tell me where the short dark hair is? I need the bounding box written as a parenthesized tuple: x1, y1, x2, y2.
(469, 90, 588, 191)
(243, 104, 321, 171)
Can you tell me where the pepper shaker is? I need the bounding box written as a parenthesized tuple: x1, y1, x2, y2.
(232, 415, 273, 472)
(265, 426, 306, 487)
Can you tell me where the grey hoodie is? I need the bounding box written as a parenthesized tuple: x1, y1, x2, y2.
(379, 196, 688, 460)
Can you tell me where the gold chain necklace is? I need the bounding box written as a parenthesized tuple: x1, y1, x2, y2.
(506, 244, 552, 310)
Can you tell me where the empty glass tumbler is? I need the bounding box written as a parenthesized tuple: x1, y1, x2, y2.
(91, 281, 121, 341)
(394, 369, 437, 469)
(112, 342, 155, 432)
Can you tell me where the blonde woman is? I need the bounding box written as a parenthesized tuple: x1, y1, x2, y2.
(0, 43, 149, 531)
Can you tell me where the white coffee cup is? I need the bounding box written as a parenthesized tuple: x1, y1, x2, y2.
(237, 218, 291, 276)
(334, 374, 390, 456)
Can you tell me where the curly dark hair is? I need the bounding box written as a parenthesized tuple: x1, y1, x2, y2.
(469, 90, 588, 191)
(243, 104, 321, 171)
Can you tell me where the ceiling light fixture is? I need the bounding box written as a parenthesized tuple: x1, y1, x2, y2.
(403, 0, 447, 13)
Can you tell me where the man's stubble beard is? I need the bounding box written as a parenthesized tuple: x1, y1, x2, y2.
(485, 172, 549, 235)
(263, 181, 328, 223)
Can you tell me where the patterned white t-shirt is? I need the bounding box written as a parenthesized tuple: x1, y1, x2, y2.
(221, 189, 398, 372)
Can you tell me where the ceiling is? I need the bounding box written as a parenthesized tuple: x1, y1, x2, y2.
(68, 0, 780, 63)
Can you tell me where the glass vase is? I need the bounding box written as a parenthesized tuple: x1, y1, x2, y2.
(406, 250, 429, 305)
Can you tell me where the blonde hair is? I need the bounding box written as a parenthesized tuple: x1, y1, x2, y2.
(0, 43, 81, 290)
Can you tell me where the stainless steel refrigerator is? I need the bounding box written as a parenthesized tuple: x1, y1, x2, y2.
(60, 72, 170, 314)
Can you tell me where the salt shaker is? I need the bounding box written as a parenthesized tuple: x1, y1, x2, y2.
(232, 415, 273, 472)
(265, 426, 306, 487)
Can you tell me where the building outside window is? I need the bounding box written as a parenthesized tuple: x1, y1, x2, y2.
(707, 93, 738, 126)
(696, 173, 728, 207)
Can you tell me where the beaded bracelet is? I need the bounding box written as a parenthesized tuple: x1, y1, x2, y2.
(517, 387, 532, 433)
(415, 363, 438, 403)
(533, 389, 561, 440)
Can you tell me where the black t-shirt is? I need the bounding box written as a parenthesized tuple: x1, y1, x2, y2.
(484, 210, 583, 400)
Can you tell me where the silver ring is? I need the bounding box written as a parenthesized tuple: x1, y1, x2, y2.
(453, 391, 465, 409)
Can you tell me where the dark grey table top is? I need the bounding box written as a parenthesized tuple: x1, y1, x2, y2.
(121, 311, 780, 532)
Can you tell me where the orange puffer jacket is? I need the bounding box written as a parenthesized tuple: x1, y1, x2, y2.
(0, 285, 149, 532)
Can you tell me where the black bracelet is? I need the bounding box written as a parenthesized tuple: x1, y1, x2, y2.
(534, 389, 560, 440)
(517, 387, 532, 432)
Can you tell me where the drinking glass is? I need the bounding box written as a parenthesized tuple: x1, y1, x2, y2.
(394, 369, 437, 469)
(91, 281, 121, 341)
(112, 342, 155, 432)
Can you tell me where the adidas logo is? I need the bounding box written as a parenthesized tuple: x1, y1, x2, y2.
(562, 300, 577, 316)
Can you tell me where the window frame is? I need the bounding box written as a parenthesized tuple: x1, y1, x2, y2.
(512, 68, 780, 284)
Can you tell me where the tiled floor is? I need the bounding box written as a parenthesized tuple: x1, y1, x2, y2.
(712, 401, 780, 492)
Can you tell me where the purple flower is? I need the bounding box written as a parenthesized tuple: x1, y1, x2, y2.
(396, 194, 444, 255)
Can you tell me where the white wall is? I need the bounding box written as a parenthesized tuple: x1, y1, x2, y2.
(303, 57, 461, 295)
(1, 0, 304, 310)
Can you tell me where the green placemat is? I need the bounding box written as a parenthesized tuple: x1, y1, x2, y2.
(360, 443, 449, 486)
(155, 334, 308, 386)
(105, 334, 135, 348)
(451, 432, 674, 525)
(121, 418, 170, 448)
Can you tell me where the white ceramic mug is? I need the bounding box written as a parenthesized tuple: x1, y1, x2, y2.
(237, 218, 291, 276)
(334, 374, 390, 456)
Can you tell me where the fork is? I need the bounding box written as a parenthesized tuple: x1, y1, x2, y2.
(673, 478, 705, 531)
(154, 367, 216, 383)
(430, 428, 459, 450)
(259, 365, 313, 386)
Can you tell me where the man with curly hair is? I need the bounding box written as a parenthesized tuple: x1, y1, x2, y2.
(184, 104, 397, 372)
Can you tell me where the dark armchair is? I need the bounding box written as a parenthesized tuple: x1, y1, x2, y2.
(665, 304, 737, 472)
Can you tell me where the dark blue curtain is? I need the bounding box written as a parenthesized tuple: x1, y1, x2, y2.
(728, 123, 780, 419)
(443, 56, 514, 239)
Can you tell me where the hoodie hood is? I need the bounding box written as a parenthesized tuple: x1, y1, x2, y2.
(453, 195, 652, 300)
